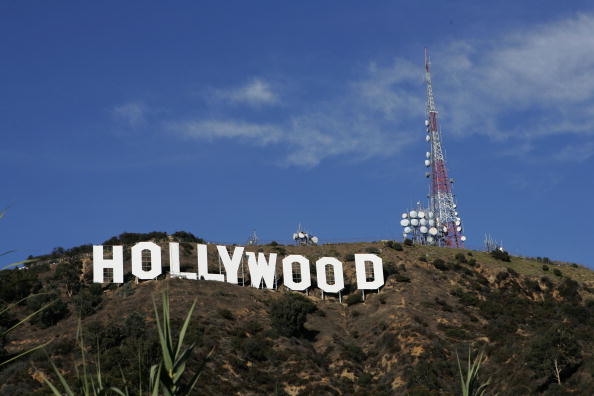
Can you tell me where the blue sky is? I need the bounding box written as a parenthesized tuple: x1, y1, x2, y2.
(2, 1, 593, 267)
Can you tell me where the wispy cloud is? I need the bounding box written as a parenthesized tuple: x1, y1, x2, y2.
(215, 78, 279, 106)
(554, 141, 594, 162)
(134, 13, 594, 167)
(112, 102, 147, 128)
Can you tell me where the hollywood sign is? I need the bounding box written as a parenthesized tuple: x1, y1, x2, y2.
(93, 242, 385, 293)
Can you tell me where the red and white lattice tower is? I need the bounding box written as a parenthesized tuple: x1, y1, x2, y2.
(424, 48, 465, 248)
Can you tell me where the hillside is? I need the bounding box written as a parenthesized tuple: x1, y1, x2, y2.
(2, 234, 594, 395)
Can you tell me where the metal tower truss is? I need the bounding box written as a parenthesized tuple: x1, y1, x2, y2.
(400, 49, 466, 248)
(424, 48, 464, 248)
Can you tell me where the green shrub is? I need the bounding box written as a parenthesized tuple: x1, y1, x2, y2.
(506, 267, 518, 277)
(27, 293, 69, 328)
(385, 241, 403, 251)
(432, 258, 449, 271)
(490, 249, 511, 262)
(454, 253, 467, 263)
(269, 241, 279, 246)
(418, 256, 427, 262)
(269, 293, 316, 338)
(73, 284, 103, 318)
(218, 308, 234, 320)
(404, 238, 413, 246)
(495, 271, 509, 282)
(395, 274, 411, 283)
(345, 293, 363, 306)
(542, 264, 549, 271)
(553, 268, 562, 277)
(345, 254, 355, 262)
(364, 246, 381, 254)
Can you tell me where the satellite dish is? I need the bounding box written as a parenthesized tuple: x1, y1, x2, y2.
(429, 227, 438, 236)
(292, 233, 298, 240)
(427, 236, 434, 243)
(311, 236, 319, 244)
(409, 210, 418, 218)
(425, 152, 431, 159)
(425, 120, 430, 126)
(298, 232, 305, 238)
(404, 226, 412, 233)
(456, 226, 462, 232)
(455, 220, 461, 226)
(420, 226, 428, 234)
(428, 211, 434, 218)
(443, 226, 448, 233)
(400, 219, 410, 227)
(426, 135, 431, 142)
(453, 204, 457, 208)
(425, 160, 431, 167)
(403, 233, 408, 238)
(401, 213, 408, 219)
(461, 236, 467, 242)
(428, 219, 435, 227)
(419, 218, 427, 226)
(418, 211, 425, 219)
(410, 219, 419, 226)
(454, 211, 458, 216)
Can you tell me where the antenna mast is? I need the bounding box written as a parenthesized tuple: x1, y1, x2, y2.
(424, 48, 464, 248)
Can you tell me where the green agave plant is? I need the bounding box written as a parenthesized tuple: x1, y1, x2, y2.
(457, 349, 491, 396)
(43, 290, 211, 396)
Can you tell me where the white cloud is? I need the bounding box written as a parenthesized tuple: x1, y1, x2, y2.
(554, 141, 594, 162)
(167, 13, 594, 166)
(216, 79, 279, 106)
(112, 102, 147, 128)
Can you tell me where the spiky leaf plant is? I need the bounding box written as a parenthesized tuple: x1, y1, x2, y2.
(457, 349, 491, 396)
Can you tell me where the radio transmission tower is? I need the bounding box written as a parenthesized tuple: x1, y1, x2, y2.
(424, 48, 464, 248)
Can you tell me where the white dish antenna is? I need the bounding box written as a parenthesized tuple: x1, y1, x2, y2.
(409, 210, 418, 218)
(460, 236, 467, 242)
(311, 236, 319, 244)
(428, 211, 434, 218)
(425, 120, 429, 126)
(419, 218, 427, 226)
(456, 226, 462, 232)
(429, 227, 438, 236)
(428, 219, 435, 226)
(425, 160, 431, 167)
(420, 226, 428, 234)
(426, 135, 431, 142)
(292, 233, 298, 240)
(427, 236, 434, 243)
(410, 219, 419, 226)
(425, 152, 431, 158)
(401, 213, 408, 219)
(418, 211, 425, 219)
(404, 226, 412, 233)
(400, 219, 410, 227)
(455, 220, 461, 226)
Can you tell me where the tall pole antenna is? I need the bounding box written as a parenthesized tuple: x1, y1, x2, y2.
(424, 48, 464, 248)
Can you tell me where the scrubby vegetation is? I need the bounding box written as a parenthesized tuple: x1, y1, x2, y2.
(1, 237, 594, 394)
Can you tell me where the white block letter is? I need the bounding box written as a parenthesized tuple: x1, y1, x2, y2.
(169, 242, 197, 280)
(217, 245, 244, 284)
(197, 244, 224, 282)
(93, 245, 124, 283)
(245, 252, 277, 289)
(355, 254, 384, 290)
(316, 257, 345, 293)
(131, 242, 162, 280)
(282, 255, 311, 291)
